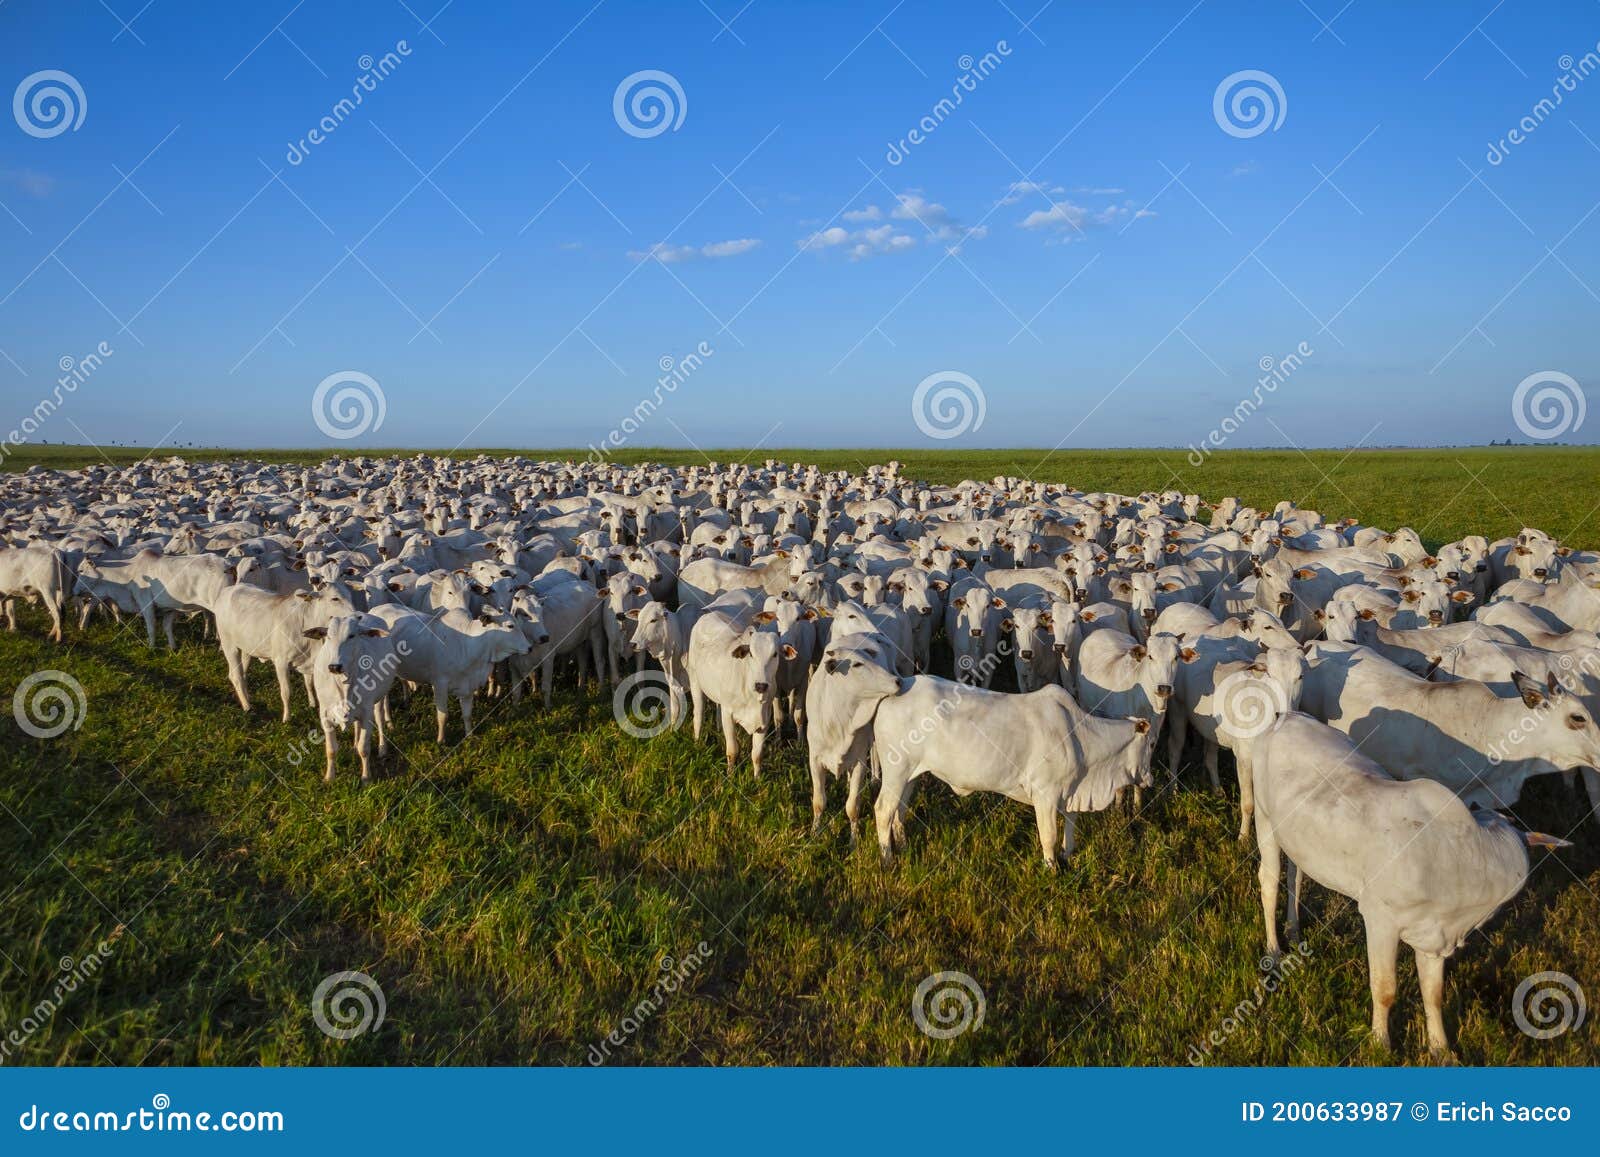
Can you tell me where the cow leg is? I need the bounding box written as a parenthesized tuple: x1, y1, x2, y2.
(375, 699, 390, 758)
(720, 709, 740, 774)
(301, 669, 317, 712)
(2, 597, 14, 631)
(1285, 857, 1302, 945)
(1363, 916, 1400, 1051)
(690, 680, 705, 740)
(1236, 752, 1255, 843)
(750, 721, 768, 779)
(1166, 710, 1187, 777)
(1416, 948, 1451, 1056)
(808, 754, 828, 834)
(322, 724, 338, 783)
(1203, 740, 1221, 792)
(1033, 799, 1060, 870)
(873, 763, 907, 865)
(1060, 811, 1076, 859)
(163, 611, 178, 651)
(459, 691, 473, 738)
(542, 658, 557, 709)
(1256, 812, 1282, 958)
(1584, 767, 1600, 817)
(433, 684, 450, 742)
(355, 720, 374, 784)
(273, 661, 295, 722)
(77, 599, 94, 630)
(140, 601, 157, 649)
(845, 763, 867, 844)
(47, 597, 63, 643)
(223, 647, 251, 712)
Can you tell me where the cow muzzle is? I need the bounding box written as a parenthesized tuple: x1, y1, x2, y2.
(1141, 608, 1157, 621)
(753, 682, 769, 694)
(969, 629, 983, 638)
(1155, 684, 1172, 699)
(1053, 643, 1067, 654)
(327, 663, 344, 675)
(1019, 650, 1033, 660)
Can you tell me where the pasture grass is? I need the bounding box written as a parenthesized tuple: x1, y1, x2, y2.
(1, 603, 1596, 1066)
(1, 446, 1597, 1065)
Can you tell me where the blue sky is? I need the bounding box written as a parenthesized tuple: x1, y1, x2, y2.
(2, 0, 1599, 450)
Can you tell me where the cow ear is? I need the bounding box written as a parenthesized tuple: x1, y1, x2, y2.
(1039, 613, 1053, 628)
(1293, 567, 1316, 581)
(1001, 618, 1015, 632)
(731, 643, 752, 660)
(1512, 670, 1547, 709)
(782, 644, 798, 660)
(991, 596, 1005, 609)
(291, 558, 306, 570)
(1451, 590, 1473, 602)
(1081, 610, 1097, 622)
(1313, 609, 1326, 621)
(1180, 647, 1198, 662)
(624, 608, 641, 620)
(1402, 589, 1420, 602)
(1130, 645, 1147, 661)
(951, 596, 965, 608)
(362, 627, 388, 638)
(1130, 717, 1151, 734)
(802, 608, 818, 621)
(595, 589, 608, 599)
(303, 626, 328, 639)
(1515, 545, 1531, 556)
(1357, 609, 1375, 621)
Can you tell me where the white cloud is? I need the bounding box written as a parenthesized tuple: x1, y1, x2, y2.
(701, 238, 761, 258)
(628, 238, 762, 262)
(1017, 194, 1142, 236)
(799, 190, 988, 258)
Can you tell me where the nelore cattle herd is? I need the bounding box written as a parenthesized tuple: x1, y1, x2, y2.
(2, 454, 1597, 1056)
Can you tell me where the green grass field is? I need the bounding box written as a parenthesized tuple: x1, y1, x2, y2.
(1, 446, 1597, 1066)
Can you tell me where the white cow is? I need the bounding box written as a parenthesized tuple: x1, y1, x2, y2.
(684, 591, 793, 777)
(804, 633, 902, 838)
(307, 613, 400, 784)
(212, 584, 355, 720)
(367, 603, 531, 741)
(1253, 712, 1567, 1054)
(870, 678, 1155, 867)
(1301, 642, 1600, 808)
(0, 545, 69, 641)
